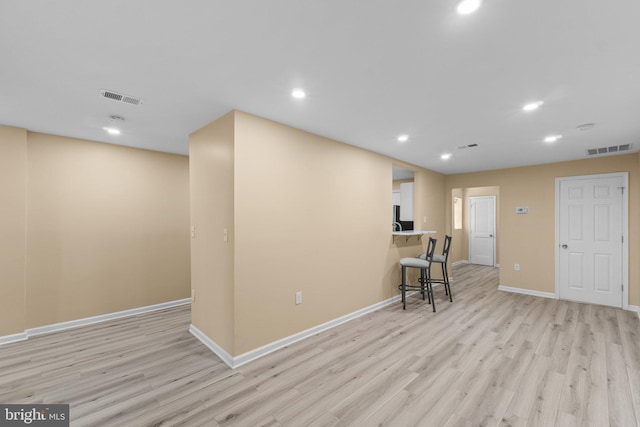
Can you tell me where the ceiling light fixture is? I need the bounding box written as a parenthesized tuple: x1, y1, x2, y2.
(103, 127, 121, 135)
(441, 153, 452, 160)
(544, 134, 562, 143)
(103, 114, 124, 135)
(291, 88, 306, 99)
(522, 101, 544, 112)
(397, 134, 409, 143)
(457, 0, 482, 15)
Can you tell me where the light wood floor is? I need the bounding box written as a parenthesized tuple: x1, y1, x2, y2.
(2, 264, 640, 426)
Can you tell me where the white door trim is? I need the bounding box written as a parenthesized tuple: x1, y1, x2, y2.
(554, 172, 629, 309)
(468, 195, 497, 267)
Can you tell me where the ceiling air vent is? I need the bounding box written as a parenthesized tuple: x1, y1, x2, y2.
(586, 144, 632, 156)
(456, 143, 479, 150)
(99, 89, 144, 106)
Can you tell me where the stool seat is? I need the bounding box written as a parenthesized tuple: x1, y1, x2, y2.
(434, 254, 445, 263)
(400, 257, 431, 268)
(418, 253, 445, 263)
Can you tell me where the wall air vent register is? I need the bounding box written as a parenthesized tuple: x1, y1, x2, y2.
(585, 144, 632, 156)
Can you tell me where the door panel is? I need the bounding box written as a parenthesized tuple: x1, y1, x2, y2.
(594, 254, 610, 292)
(568, 253, 583, 289)
(594, 205, 609, 241)
(558, 175, 623, 307)
(469, 196, 495, 266)
(568, 205, 583, 239)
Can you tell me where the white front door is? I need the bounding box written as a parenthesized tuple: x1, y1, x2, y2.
(469, 196, 496, 266)
(557, 173, 626, 307)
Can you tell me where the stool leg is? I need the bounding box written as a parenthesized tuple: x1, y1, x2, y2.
(401, 265, 406, 310)
(425, 269, 431, 303)
(442, 263, 449, 296)
(420, 269, 426, 300)
(443, 263, 452, 302)
(426, 267, 435, 312)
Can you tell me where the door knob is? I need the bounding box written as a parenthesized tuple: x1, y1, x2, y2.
(561, 244, 568, 249)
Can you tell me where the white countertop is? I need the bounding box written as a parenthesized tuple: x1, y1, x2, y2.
(392, 230, 436, 236)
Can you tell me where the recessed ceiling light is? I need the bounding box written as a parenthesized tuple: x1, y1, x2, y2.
(522, 101, 544, 112)
(457, 0, 482, 15)
(397, 134, 409, 143)
(103, 127, 121, 135)
(291, 88, 306, 99)
(544, 134, 562, 143)
(441, 153, 452, 160)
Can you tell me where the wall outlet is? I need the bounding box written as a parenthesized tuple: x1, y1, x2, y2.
(514, 264, 520, 271)
(423, 216, 427, 223)
(295, 291, 302, 305)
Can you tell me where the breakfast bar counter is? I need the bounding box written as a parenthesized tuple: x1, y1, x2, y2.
(392, 230, 436, 243)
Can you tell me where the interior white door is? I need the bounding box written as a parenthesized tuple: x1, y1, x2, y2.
(558, 174, 624, 307)
(469, 196, 496, 266)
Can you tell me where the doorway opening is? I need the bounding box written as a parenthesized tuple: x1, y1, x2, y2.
(450, 186, 499, 267)
(392, 165, 415, 231)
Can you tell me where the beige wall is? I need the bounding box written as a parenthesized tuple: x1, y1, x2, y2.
(411, 166, 447, 279)
(189, 112, 236, 354)
(191, 111, 445, 356)
(415, 169, 447, 248)
(23, 133, 190, 328)
(0, 125, 27, 336)
(445, 154, 639, 305)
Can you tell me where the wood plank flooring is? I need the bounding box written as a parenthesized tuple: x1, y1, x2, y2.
(2, 264, 640, 426)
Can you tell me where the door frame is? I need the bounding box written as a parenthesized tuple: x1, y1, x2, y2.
(468, 195, 497, 267)
(554, 172, 629, 309)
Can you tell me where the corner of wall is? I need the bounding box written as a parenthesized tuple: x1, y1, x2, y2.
(0, 125, 27, 336)
(189, 111, 236, 356)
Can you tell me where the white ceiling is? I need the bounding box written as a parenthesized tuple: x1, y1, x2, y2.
(1, 0, 639, 174)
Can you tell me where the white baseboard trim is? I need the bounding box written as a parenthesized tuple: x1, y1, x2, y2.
(189, 324, 235, 368)
(25, 298, 191, 337)
(498, 285, 557, 300)
(0, 332, 28, 346)
(629, 305, 640, 320)
(191, 293, 404, 369)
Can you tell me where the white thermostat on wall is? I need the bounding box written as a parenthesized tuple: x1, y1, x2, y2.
(515, 206, 528, 214)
